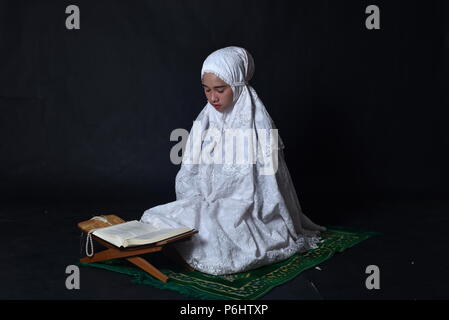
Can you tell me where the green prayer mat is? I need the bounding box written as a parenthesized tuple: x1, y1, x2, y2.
(79, 226, 379, 300)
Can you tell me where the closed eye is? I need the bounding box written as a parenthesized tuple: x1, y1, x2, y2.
(204, 88, 224, 94)
(202, 84, 227, 93)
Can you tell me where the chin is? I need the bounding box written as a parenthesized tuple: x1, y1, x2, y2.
(218, 105, 230, 112)
(210, 103, 229, 112)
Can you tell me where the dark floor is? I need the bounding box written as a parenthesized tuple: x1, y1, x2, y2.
(1, 196, 448, 300)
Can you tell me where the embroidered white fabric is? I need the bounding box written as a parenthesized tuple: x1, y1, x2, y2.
(141, 46, 326, 275)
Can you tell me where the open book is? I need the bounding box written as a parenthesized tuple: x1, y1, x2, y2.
(90, 220, 194, 248)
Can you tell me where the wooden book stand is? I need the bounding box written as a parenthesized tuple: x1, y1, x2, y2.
(78, 215, 198, 283)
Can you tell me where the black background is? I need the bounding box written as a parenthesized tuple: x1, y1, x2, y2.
(0, 0, 448, 300)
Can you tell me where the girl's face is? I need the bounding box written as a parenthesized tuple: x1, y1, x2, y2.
(202, 73, 234, 112)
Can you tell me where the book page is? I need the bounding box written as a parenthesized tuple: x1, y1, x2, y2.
(93, 220, 159, 242)
(132, 228, 175, 240)
(127, 227, 192, 246)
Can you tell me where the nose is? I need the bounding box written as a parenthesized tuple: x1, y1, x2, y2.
(210, 92, 218, 103)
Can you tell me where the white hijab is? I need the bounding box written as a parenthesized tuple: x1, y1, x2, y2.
(180, 46, 285, 181)
(201, 46, 255, 128)
(203, 46, 284, 135)
(142, 46, 325, 275)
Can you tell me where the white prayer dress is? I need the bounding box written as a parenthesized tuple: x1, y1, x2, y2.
(141, 46, 326, 275)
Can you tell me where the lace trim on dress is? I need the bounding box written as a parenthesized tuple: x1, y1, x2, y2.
(182, 234, 323, 275)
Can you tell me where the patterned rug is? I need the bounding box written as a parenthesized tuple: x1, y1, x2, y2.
(79, 226, 379, 300)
